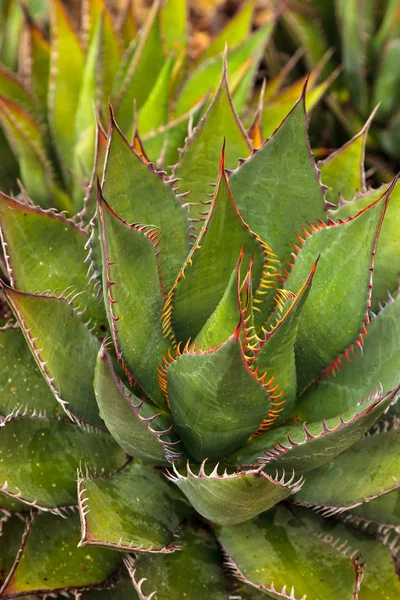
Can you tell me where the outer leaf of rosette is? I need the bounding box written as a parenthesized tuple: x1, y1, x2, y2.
(175, 24, 274, 116)
(125, 524, 229, 599)
(294, 417, 400, 514)
(217, 505, 363, 600)
(294, 290, 400, 422)
(114, 0, 166, 131)
(228, 84, 326, 268)
(94, 346, 182, 465)
(297, 506, 400, 600)
(284, 182, 392, 393)
(229, 386, 397, 472)
(0, 411, 126, 511)
(0, 193, 107, 333)
(101, 110, 189, 292)
(172, 61, 251, 225)
(168, 463, 303, 525)
(318, 113, 375, 207)
(167, 329, 271, 461)
(164, 149, 277, 344)
(0, 323, 59, 416)
(48, 0, 85, 188)
(97, 190, 170, 409)
(0, 512, 121, 597)
(330, 182, 400, 310)
(342, 487, 400, 532)
(1, 284, 103, 427)
(78, 460, 191, 553)
(253, 260, 318, 422)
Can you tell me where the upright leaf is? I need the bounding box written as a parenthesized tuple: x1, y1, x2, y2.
(160, 0, 187, 52)
(137, 53, 174, 136)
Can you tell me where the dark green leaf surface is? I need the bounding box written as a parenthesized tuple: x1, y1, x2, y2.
(229, 94, 326, 266)
(0, 414, 125, 510)
(0, 324, 58, 416)
(2, 286, 102, 426)
(102, 114, 189, 292)
(98, 192, 169, 408)
(78, 461, 190, 552)
(285, 187, 389, 391)
(218, 505, 362, 600)
(126, 524, 228, 599)
(0, 516, 26, 586)
(295, 291, 400, 422)
(94, 348, 180, 465)
(167, 335, 270, 461)
(0, 513, 121, 597)
(169, 463, 302, 525)
(343, 488, 400, 531)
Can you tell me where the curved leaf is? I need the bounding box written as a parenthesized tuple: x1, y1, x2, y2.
(343, 488, 400, 532)
(0, 413, 125, 511)
(137, 53, 174, 136)
(168, 463, 303, 525)
(78, 461, 190, 553)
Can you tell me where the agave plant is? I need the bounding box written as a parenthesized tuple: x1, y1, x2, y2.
(281, 0, 400, 166)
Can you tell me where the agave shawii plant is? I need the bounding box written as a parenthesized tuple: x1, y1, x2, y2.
(0, 54, 400, 597)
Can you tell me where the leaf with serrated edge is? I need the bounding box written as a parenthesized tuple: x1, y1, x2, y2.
(229, 387, 397, 472)
(0, 323, 58, 416)
(0, 194, 107, 333)
(1, 285, 103, 426)
(164, 148, 278, 344)
(94, 346, 181, 465)
(172, 62, 251, 225)
(0, 512, 121, 597)
(25, 15, 50, 110)
(48, 0, 85, 187)
(284, 181, 392, 392)
(217, 505, 363, 600)
(167, 331, 271, 462)
(125, 524, 228, 600)
(294, 417, 400, 515)
(229, 84, 326, 268)
(342, 487, 400, 533)
(97, 190, 169, 408)
(101, 110, 189, 292)
(0, 413, 125, 511)
(330, 182, 400, 310)
(294, 291, 400, 422)
(167, 462, 303, 525)
(78, 461, 191, 553)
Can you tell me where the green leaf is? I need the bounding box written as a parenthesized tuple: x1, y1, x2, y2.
(25, 17, 50, 111)
(0, 413, 125, 510)
(0, 65, 38, 117)
(217, 505, 363, 600)
(229, 387, 397, 472)
(125, 524, 228, 599)
(101, 113, 189, 292)
(294, 418, 400, 514)
(164, 158, 277, 343)
(330, 182, 400, 310)
(282, 9, 330, 72)
(114, 0, 165, 132)
(117, 1, 137, 49)
(197, 0, 255, 63)
(319, 117, 373, 207)
(0, 512, 121, 597)
(48, 0, 85, 187)
(0, 516, 26, 585)
(98, 191, 169, 408)
(0, 323, 58, 416)
(172, 65, 251, 224)
(373, 40, 400, 122)
(2, 285, 103, 427)
(168, 463, 302, 525)
(78, 461, 190, 552)
(175, 25, 274, 116)
(160, 0, 187, 52)
(336, 0, 368, 116)
(253, 261, 317, 422)
(78, 574, 140, 599)
(137, 53, 174, 136)
(284, 186, 391, 392)
(229, 90, 326, 266)
(167, 334, 271, 462)
(0, 193, 106, 332)
(94, 347, 181, 465)
(342, 488, 400, 532)
(0, 98, 56, 209)
(294, 291, 400, 422)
